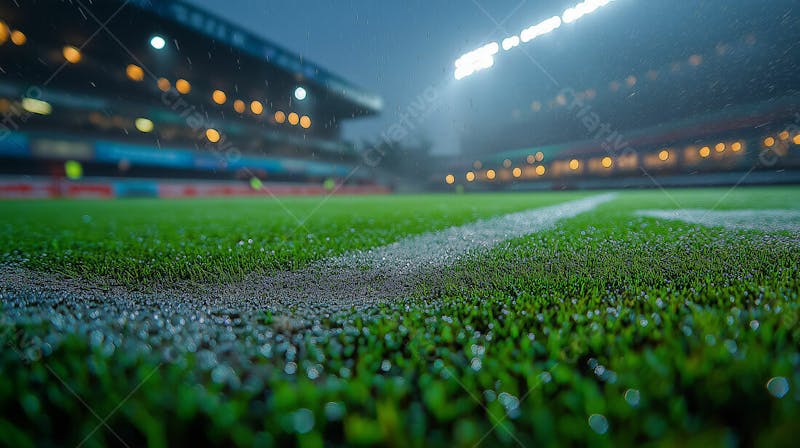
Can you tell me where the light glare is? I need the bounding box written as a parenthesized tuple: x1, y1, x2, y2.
(150, 35, 166, 50)
(520, 16, 562, 43)
(454, 41, 499, 80)
(502, 35, 520, 51)
(454, 0, 617, 79)
(563, 0, 614, 24)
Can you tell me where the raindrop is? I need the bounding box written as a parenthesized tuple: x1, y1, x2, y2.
(498, 392, 519, 411)
(324, 402, 345, 421)
(470, 357, 482, 371)
(588, 414, 609, 434)
(766, 377, 789, 398)
(470, 344, 485, 356)
(624, 389, 640, 407)
(291, 408, 314, 434)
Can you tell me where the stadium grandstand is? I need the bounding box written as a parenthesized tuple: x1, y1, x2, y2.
(0, 0, 385, 198)
(441, 0, 800, 190)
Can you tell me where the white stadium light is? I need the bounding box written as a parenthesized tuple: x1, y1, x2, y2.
(150, 35, 166, 50)
(453, 0, 619, 80)
(454, 41, 499, 80)
(294, 86, 307, 101)
(520, 16, 562, 43)
(502, 35, 520, 51)
(563, 0, 614, 24)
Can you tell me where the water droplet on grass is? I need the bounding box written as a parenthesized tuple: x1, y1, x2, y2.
(588, 414, 609, 434)
(470, 357, 482, 371)
(498, 392, 519, 412)
(766, 377, 789, 398)
(291, 408, 314, 434)
(324, 402, 345, 421)
(624, 389, 640, 407)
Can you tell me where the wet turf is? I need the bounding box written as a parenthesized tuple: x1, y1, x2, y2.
(1, 186, 799, 447)
(0, 192, 588, 285)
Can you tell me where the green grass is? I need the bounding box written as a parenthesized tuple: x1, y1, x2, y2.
(0, 192, 588, 285)
(1, 186, 799, 447)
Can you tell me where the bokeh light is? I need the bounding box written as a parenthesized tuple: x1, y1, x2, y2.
(64, 160, 82, 179)
(175, 79, 191, 94)
(126, 64, 144, 81)
(205, 128, 220, 143)
(62, 46, 81, 63)
(212, 90, 227, 105)
(134, 118, 154, 133)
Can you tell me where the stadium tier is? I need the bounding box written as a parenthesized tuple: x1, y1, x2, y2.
(442, 95, 800, 190)
(0, 0, 385, 198)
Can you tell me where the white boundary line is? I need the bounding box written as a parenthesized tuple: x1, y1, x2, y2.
(2, 194, 617, 314)
(637, 209, 800, 234)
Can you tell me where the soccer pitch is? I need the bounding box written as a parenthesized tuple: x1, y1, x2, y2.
(1, 187, 799, 446)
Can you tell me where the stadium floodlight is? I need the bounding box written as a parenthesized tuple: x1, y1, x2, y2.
(453, 0, 619, 79)
(294, 86, 307, 101)
(454, 42, 499, 69)
(520, 16, 562, 43)
(563, 0, 614, 24)
(454, 66, 473, 81)
(454, 41, 499, 80)
(502, 35, 520, 51)
(150, 35, 166, 50)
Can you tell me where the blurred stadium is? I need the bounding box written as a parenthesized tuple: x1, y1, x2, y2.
(0, 0, 386, 198)
(3, 1, 799, 197)
(2, 1, 800, 447)
(440, 0, 800, 191)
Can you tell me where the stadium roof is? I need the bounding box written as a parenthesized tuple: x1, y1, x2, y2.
(130, 0, 382, 114)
